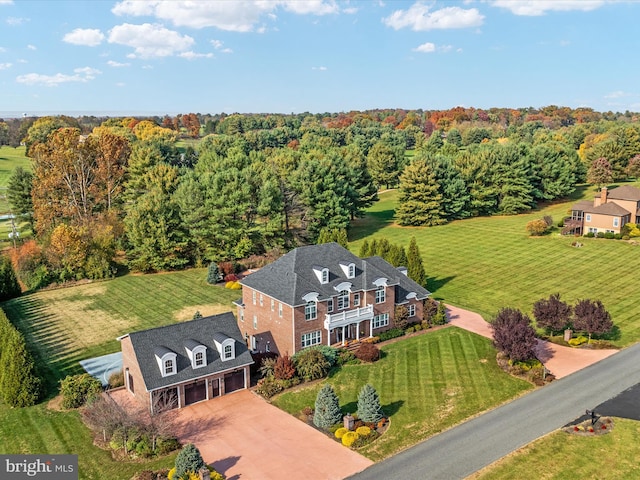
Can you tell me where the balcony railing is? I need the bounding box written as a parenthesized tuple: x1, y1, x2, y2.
(324, 304, 374, 330)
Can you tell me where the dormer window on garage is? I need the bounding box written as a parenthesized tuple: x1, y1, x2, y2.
(213, 332, 236, 362)
(154, 346, 178, 377)
(184, 339, 207, 369)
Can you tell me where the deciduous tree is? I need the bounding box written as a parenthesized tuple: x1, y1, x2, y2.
(492, 307, 537, 362)
(587, 157, 613, 188)
(533, 293, 572, 335)
(573, 299, 613, 342)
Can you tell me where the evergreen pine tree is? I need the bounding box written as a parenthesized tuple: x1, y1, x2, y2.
(313, 384, 342, 428)
(317, 227, 331, 245)
(398, 247, 408, 268)
(368, 239, 378, 258)
(407, 237, 426, 286)
(0, 256, 21, 301)
(174, 443, 206, 478)
(433, 301, 447, 325)
(376, 238, 391, 259)
(386, 244, 403, 267)
(357, 384, 384, 423)
(359, 239, 370, 258)
(0, 316, 41, 407)
(335, 228, 348, 249)
(206, 262, 220, 285)
(396, 159, 446, 226)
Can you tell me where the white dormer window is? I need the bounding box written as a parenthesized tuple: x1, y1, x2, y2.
(165, 359, 174, 375)
(155, 348, 178, 377)
(195, 351, 205, 367)
(184, 340, 207, 369)
(313, 266, 330, 284)
(213, 333, 236, 362)
(321, 268, 329, 284)
(224, 344, 233, 360)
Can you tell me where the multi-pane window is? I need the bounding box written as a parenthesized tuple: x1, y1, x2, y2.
(375, 286, 386, 304)
(321, 268, 329, 284)
(259, 294, 263, 306)
(164, 359, 174, 375)
(253, 315, 258, 329)
(240, 309, 244, 322)
(353, 293, 360, 307)
(224, 344, 233, 359)
(408, 304, 416, 317)
(586, 214, 592, 222)
(278, 302, 283, 317)
(372, 313, 389, 329)
(337, 290, 349, 310)
(348, 263, 355, 278)
(613, 217, 620, 227)
(327, 299, 333, 313)
(271, 299, 274, 311)
(305, 301, 317, 320)
(301, 330, 321, 348)
(252, 291, 256, 305)
(195, 351, 204, 367)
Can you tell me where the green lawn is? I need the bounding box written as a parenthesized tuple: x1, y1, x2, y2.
(469, 418, 640, 480)
(272, 328, 532, 461)
(2, 268, 240, 392)
(0, 404, 177, 480)
(350, 185, 640, 346)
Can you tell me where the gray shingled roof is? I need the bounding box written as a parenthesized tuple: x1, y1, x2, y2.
(607, 185, 640, 201)
(127, 312, 253, 392)
(583, 202, 631, 216)
(571, 200, 593, 212)
(240, 242, 430, 306)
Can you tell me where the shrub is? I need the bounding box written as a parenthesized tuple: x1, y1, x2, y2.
(432, 301, 447, 326)
(405, 326, 415, 333)
(337, 349, 356, 365)
(356, 426, 372, 437)
(526, 219, 549, 236)
(174, 443, 205, 479)
(585, 232, 595, 238)
(218, 261, 239, 276)
(334, 427, 348, 439)
(357, 384, 384, 423)
(623, 235, 630, 240)
(60, 373, 102, 409)
(604, 232, 615, 239)
(568, 336, 588, 347)
(614, 233, 622, 240)
(423, 297, 438, 325)
(224, 273, 238, 282)
(543, 215, 554, 227)
(313, 384, 342, 429)
(354, 343, 380, 363)
(108, 371, 124, 388)
(293, 348, 331, 381)
(206, 262, 220, 284)
(259, 357, 277, 378)
(393, 305, 409, 330)
(414, 323, 423, 331)
(341, 431, 359, 447)
(0, 255, 21, 301)
(378, 328, 405, 342)
(255, 377, 284, 399)
(274, 354, 296, 380)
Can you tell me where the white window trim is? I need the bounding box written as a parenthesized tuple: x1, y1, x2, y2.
(253, 315, 258, 330)
(337, 290, 350, 310)
(259, 294, 263, 306)
(301, 330, 322, 348)
(408, 304, 416, 318)
(354, 293, 360, 307)
(375, 286, 386, 304)
(613, 217, 619, 227)
(321, 268, 329, 284)
(585, 214, 592, 222)
(305, 301, 317, 321)
(271, 298, 274, 311)
(372, 313, 389, 329)
(278, 302, 283, 318)
(252, 291, 256, 305)
(327, 298, 333, 313)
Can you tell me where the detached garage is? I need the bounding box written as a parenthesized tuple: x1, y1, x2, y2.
(119, 312, 254, 414)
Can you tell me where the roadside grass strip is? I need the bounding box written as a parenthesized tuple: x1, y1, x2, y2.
(272, 329, 532, 461)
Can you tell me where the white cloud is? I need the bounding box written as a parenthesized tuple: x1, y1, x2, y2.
(604, 90, 632, 99)
(0, 0, 14, 5)
(112, 0, 338, 32)
(0, 62, 12, 70)
(16, 67, 102, 86)
(489, 0, 606, 16)
(6, 17, 28, 26)
(343, 7, 358, 14)
(384, 3, 485, 31)
(116, 82, 126, 87)
(211, 39, 233, 53)
(108, 23, 195, 58)
(27, 44, 36, 50)
(179, 51, 214, 59)
(312, 66, 327, 70)
(63, 28, 105, 46)
(107, 60, 130, 67)
(413, 42, 435, 53)
(221, 47, 233, 54)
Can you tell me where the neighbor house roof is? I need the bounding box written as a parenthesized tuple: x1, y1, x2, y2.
(607, 185, 640, 201)
(240, 242, 430, 307)
(583, 202, 631, 216)
(571, 200, 593, 212)
(126, 312, 253, 392)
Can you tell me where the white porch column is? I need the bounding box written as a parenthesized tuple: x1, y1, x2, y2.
(356, 321, 361, 341)
(341, 325, 346, 346)
(327, 327, 331, 346)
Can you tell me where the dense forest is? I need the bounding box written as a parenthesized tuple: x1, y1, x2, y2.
(2, 105, 640, 290)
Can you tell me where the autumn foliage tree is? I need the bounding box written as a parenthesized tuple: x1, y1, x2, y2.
(587, 157, 613, 188)
(492, 307, 538, 362)
(572, 299, 613, 342)
(533, 293, 572, 335)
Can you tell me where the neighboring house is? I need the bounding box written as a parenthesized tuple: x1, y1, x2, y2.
(564, 185, 640, 235)
(119, 312, 253, 414)
(235, 242, 430, 356)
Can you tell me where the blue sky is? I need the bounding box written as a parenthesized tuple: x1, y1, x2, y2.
(0, 0, 638, 116)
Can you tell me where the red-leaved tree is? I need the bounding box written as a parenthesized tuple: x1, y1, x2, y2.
(572, 299, 613, 342)
(492, 307, 538, 362)
(533, 293, 573, 335)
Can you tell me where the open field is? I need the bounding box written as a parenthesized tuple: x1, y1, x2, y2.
(0, 403, 178, 480)
(349, 185, 640, 346)
(2, 268, 240, 391)
(469, 418, 640, 480)
(272, 328, 532, 461)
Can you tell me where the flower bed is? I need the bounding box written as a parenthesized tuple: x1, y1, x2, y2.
(564, 416, 614, 436)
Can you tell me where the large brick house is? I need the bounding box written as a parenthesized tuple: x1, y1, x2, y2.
(564, 185, 640, 235)
(119, 313, 253, 413)
(235, 243, 430, 355)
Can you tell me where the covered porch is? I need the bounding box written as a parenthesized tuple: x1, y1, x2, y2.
(324, 304, 374, 347)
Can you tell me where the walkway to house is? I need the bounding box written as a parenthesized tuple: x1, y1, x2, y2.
(446, 304, 618, 379)
(110, 388, 372, 480)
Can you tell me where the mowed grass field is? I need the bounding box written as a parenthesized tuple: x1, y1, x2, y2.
(272, 328, 532, 461)
(2, 269, 240, 391)
(469, 418, 640, 480)
(349, 185, 640, 346)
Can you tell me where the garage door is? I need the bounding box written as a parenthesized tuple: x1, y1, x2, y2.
(184, 380, 207, 405)
(224, 370, 245, 394)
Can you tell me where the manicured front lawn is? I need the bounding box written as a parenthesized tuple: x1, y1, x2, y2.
(2, 268, 240, 391)
(272, 328, 532, 461)
(469, 418, 640, 480)
(0, 403, 177, 480)
(349, 186, 640, 346)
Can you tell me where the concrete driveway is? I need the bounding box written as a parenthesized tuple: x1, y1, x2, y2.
(446, 304, 618, 378)
(171, 390, 373, 480)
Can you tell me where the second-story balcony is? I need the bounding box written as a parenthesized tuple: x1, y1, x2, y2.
(324, 304, 374, 330)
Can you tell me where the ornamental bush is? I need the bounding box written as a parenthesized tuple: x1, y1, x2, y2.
(334, 427, 348, 439)
(313, 384, 342, 429)
(341, 431, 359, 447)
(378, 328, 404, 342)
(60, 373, 102, 409)
(354, 343, 380, 363)
(206, 262, 220, 284)
(356, 426, 372, 437)
(174, 443, 205, 479)
(293, 348, 331, 381)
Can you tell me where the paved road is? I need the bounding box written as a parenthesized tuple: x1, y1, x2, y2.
(348, 343, 640, 480)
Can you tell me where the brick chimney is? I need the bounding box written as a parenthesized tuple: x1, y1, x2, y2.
(601, 186, 608, 204)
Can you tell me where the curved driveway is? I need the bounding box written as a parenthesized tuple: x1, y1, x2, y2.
(349, 342, 640, 480)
